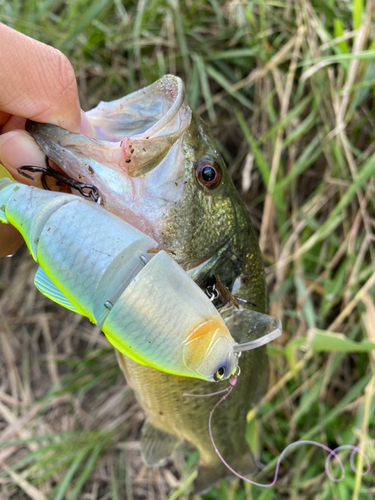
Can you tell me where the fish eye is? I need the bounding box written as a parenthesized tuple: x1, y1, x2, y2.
(214, 366, 226, 381)
(196, 157, 222, 189)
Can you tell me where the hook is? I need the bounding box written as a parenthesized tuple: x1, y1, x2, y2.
(18, 156, 102, 203)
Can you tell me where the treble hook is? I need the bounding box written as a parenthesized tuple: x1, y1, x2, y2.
(18, 156, 102, 204)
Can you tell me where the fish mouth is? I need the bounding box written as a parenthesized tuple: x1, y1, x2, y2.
(26, 75, 192, 180)
(87, 75, 188, 142)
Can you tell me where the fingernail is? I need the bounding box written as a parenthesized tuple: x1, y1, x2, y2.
(0, 130, 45, 183)
(80, 110, 96, 138)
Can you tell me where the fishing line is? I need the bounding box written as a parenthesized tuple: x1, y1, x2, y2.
(183, 387, 231, 398)
(185, 374, 374, 487)
(183, 369, 239, 398)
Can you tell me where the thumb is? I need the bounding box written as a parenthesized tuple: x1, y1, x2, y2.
(0, 23, 81, 132)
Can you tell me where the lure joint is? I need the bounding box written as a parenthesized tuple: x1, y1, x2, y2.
(139, 255, 148, 266)
(18, 156, 102, 204)
(104, 301, 113, 310)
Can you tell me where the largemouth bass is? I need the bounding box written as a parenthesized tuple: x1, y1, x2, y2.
(25, 76, 274, 492)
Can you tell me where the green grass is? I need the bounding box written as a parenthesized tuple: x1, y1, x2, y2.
(1, 0, 375, 499)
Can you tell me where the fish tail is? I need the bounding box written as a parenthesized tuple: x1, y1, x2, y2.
(194, 450, 258, 494)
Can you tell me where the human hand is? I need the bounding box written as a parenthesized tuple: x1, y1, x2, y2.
(0, 23, 94, 257)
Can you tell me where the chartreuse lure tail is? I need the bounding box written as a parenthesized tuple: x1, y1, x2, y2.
(0, 180, 242, 381)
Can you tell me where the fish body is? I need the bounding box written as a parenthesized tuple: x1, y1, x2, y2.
(26, 76, 274, 492)
(0, 179, 240, 382)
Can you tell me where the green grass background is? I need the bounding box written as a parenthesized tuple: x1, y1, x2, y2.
(0, 0, 375, 499)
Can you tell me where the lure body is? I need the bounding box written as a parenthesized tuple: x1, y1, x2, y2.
(0, 178, 239, 381)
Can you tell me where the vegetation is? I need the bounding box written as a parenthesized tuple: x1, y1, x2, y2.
(1, 0, 375, 498)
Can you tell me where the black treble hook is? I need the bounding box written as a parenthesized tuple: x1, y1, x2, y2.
(18, 156, 101, 203)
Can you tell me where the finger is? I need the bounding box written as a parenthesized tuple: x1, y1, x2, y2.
(1, 110, 95, 138)
(0, 130, 70, 191)
(0, 111, 10, 127)
(0, 130, 47, 187)
(0, 23, 80, 132)
(80, 110, 96, 139)
(1, 115, 27, 133)
(0, 224, 24, 258)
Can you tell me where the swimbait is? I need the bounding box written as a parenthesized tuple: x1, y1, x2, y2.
(0, 178, 280, 383)
(24, 76, 280, 492)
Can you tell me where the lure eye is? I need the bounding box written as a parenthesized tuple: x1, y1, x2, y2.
(196, 157, 222, 189)
(214, 366, 226, 381)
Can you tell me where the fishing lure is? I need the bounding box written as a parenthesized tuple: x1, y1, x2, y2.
(0, 178, 281, 382)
